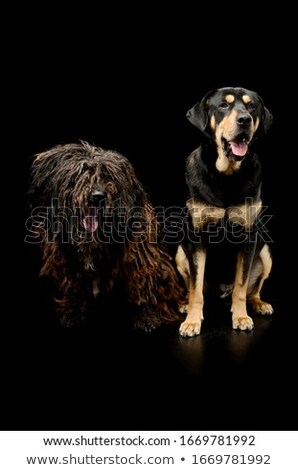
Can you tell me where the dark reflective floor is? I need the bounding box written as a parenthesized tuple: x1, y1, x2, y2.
(4, 243, 296, 431)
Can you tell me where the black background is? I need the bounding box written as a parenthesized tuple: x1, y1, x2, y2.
(7, 9, 297, 430)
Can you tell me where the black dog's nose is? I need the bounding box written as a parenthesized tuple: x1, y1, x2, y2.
(237, 114, 252, 127)
(90, 190, 106, 205)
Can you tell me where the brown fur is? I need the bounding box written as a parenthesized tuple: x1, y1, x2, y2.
(29, 141, 184, 330)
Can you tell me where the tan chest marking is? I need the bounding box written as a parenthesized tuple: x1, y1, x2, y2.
(187, 199, 225, 230)
(227, 200, 262, 229)
(187, 199, 262, 230)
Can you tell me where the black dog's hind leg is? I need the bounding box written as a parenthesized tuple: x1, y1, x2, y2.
(247, 244, 273, 315)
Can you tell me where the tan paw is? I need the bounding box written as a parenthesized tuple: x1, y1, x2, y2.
(232, 316, 254, 331)
(179, 320, 202, 337)
(251, 299, 273, 315)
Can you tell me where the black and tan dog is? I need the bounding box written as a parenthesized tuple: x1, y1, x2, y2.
(176, 87, 273, 336)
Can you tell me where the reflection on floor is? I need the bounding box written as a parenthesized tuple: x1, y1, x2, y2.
(5, 253, 296, 431)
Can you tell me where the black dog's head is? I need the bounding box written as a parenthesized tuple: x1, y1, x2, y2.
(187, 87, 272, 172)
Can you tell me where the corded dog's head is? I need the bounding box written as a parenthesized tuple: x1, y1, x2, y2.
(30, 141, 148, 244)
(187, 87, 272, 173)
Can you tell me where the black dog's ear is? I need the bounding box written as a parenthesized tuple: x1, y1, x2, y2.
(262, 106, 273, 133)
(186, 89, 216, 134)
(257, 94, 273, 133)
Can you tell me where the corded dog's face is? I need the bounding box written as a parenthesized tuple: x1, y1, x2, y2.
(187, 87, 272, 173)
(30, 143, 147, 241)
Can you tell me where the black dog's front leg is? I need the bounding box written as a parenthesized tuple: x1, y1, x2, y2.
(231, 234, 257, 331)
(179, 244, 206, 337)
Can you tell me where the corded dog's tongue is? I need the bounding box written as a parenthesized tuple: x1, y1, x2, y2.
(83, 208, 99, 233)
(83, 216, 98, 233)
(230, 141, 248, 157)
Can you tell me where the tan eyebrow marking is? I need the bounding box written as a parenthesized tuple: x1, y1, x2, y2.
(225, 94, 235, 103)
(242, 94, 252, 104)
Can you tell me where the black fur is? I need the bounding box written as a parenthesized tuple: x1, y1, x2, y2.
(185, 146, 262, 207)
(177, 87, 273, 337)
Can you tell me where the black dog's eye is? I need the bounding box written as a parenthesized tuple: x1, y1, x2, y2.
(247, 102, 256, 111)
(220, 102, 230, 109)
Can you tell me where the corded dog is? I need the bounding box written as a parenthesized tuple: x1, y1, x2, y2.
(28, 141, 184, 330)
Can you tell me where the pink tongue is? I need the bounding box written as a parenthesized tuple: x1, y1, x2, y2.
(83, 216, 98, 233)
(230, 141, 248, 157)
